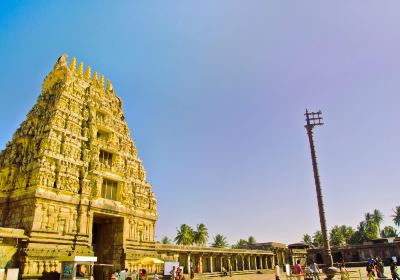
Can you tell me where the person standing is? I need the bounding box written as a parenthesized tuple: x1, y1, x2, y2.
(177, 268, 185, 280)
(131, 270, 138, 280)
(376, 257, 385, 278)
(294, 260, 304, 280)
(391, 259, 400, 280)
(154, 270, 159, 280)
(310, 260, 320, 280)
(170, 266, 177, 280)
(294, 260, 304, 274)
(366, 261, 375, 280)
(190, 267, 195, 280)
(275, 265, 281, 280)
(119, 268, 128, 280)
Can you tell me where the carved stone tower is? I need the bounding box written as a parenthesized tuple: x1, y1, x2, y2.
(0, 55, 157, 278)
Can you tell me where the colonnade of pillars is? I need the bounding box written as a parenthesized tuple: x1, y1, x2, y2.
(184, 254, 275, 274)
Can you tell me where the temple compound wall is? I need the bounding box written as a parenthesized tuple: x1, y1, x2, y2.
(308, 239, 400, 266)
(0, 55, 157, 279)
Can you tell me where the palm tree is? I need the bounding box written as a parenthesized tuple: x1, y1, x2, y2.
(174, 224, 194, 245)
(193, 223, 209, 246)
(302, 234, 312, 246)
(392, 206, 400, 228)
(381, 226, 398, 238)
(312, 230, 323, 247)
(364, 212, 379, 239)
(161, 236, 171, 244)
(248, 236, 256, 245)
(212, 234, 228, 248)
(371, 209, 384, 236)
(232, 239, 248, 249)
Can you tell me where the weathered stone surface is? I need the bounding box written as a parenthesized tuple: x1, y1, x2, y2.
(0, 56, 157, 277)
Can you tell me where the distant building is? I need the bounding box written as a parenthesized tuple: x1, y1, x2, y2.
(249, 242, 308, 266)
(308, 238, 400, 266)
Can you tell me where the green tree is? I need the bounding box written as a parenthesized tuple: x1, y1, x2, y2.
(381, 226, 398, 238)
(341, 225, 355, 243)
(302, 234, 312, 246)
(312, 230, 323, 247)
(371, 209, 384, 236)
(161, 236, 171, 244)
(364, 212, 379, 240)
(212, 234, 228, 248)
(232, 239, 248, 249)
(248, 236, 256, 245)
(392, 206, 400, 228)
(193, 223, 209, 246)
(330, 226, 346, 247)
(329, 225, 354, 247)
(174, 224, 194, 245)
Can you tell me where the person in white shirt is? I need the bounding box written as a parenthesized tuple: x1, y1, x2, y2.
(310, 261, 320, 280)
(275, 265, 280, 280)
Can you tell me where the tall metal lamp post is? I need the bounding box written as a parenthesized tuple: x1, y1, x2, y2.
(304, 109, 338, 279)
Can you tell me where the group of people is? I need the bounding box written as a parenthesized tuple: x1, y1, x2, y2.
(111, 268, 149, 280)
(274, 260, 319, 280)
(280, 256, 400, 280)
(169, 266, 195, 280)
(365, 257, 386, 279)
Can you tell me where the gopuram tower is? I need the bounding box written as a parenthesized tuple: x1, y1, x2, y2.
(0, 55, 157, 277)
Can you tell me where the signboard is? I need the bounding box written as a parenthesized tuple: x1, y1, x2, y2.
(6, 269, 18, 280)
(0, 269, 5, 280)
(62, 262, 74, 278)
(163, 262, 180, 276)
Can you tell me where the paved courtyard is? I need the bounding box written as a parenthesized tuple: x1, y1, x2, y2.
(195, 273, 275, 280)
(191, 266, 381, 280)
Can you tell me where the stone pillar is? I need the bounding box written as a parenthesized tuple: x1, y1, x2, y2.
(271, 256, 275, 269)
(220, 256, 223, 272)
(210, 256, 213, 273)
(247, 255, 251, 270)
(254, 256, 257, 270)
(228, 257, 232, 273)
(199, 255, 203, 273)
(260, 256, 263, 269)
(241, 256, 245, 271)
(235, 256, 238, 271)
(187, 254, 191, 272)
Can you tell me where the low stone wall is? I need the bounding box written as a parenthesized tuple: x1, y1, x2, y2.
(308, 242, 400, 265)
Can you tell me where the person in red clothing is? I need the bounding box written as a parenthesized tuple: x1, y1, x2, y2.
(294, 260, 304, 275)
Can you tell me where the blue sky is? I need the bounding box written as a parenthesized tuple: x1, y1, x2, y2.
(1, 1, 400, 244)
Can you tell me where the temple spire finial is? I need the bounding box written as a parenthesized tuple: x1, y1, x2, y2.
(92, 72, 99, 84)
(69, 57, 76, 72)
(106, 79, 113, 91)
(84, 66, 91, 80)
(77, 62, 84, 76)
(100, 75, 105, 88)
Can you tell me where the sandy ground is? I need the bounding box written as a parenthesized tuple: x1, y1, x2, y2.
(191, 266, 390, 280)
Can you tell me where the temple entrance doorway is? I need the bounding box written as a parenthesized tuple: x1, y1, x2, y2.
(92, 213, 124, 280)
